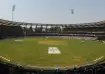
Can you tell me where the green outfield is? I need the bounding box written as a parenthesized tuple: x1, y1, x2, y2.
(0, 37, 105, 69)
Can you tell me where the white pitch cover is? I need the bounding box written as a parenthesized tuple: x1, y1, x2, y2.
(48, 47, 61, 54)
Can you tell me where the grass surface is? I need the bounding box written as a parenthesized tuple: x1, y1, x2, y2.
(0, 37, 105, 68)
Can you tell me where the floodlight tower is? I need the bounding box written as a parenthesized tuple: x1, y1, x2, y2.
(69, 9, 74, 38)
(12, 5, 16, 21)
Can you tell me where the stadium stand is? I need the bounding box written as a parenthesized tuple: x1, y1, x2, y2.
(0, 25, 24, 39)
(0, 19, 105, 38)
(0, 59, 105, 74)
(0, 20, 24, 39)
(0, 19, 105, 74)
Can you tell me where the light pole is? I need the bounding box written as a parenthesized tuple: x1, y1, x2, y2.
(12, 5, 15, 21)
(69, 9, 74, 38)
(12, 10, 13, 21)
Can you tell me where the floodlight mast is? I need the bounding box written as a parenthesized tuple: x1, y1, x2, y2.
(12, 10, 13, 21)
(69, 8, 74, 38)
(12, 5, 15, 21)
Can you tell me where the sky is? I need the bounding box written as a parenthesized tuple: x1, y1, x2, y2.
(0, 0, 105, 24)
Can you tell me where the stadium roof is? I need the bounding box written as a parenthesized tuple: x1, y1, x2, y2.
(0, 19, 105, 28)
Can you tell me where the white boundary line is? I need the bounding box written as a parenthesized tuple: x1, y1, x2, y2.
(0, 55, 104, 69)
(0, 56, 10, 62)
(94, 56, 104, 62)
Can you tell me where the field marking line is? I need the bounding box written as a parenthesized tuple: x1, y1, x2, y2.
(94, 56, 104, 62)
(0, 56, 10, 62)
